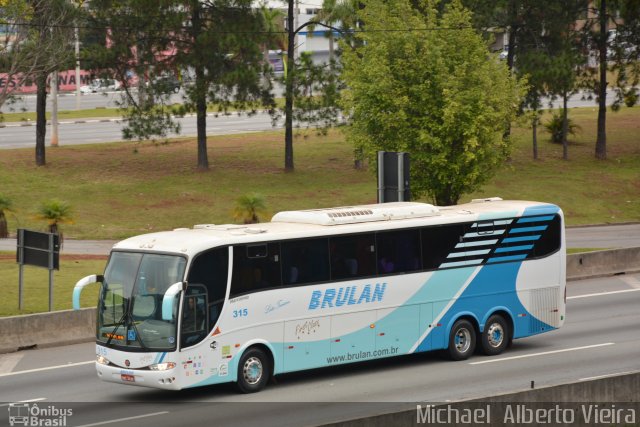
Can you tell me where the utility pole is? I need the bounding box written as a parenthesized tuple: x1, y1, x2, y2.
(75, 26, 81, 110)
(50, 71, 59, 147)
(283, 11, 341, 172)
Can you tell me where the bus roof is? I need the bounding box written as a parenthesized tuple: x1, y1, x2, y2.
(111, 198, 561, 257)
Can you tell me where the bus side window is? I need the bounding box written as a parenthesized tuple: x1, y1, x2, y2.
(330, 234, 376, 280)
(281, 238, 330, 286)
(231, 243, 282, 297)
(422, 224, 466, 270)
(376, 229, 421, 275)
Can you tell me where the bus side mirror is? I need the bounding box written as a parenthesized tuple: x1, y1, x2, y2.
(162, 282, 185, 321)
(72, 275, 104, 310)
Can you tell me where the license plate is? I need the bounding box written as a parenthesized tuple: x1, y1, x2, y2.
(121, 374, 135, 382)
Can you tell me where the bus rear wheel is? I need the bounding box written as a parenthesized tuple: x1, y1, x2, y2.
(236, 347, 270, 394)
(447, 319, 476, 361)
(480, 314, 509, 356)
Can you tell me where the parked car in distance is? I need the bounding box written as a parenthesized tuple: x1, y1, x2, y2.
(151, 75, 181, 94)
(80, 79, 121, 94)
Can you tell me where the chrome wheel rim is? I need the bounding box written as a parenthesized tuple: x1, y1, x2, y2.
(487, 323, 504, 348)
(243, 357, 263, 385)
(454, 328, 471, 353)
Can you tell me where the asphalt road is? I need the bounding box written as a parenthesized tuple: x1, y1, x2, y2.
(0, 274, 639, 427)
(0, 110, 280, 149)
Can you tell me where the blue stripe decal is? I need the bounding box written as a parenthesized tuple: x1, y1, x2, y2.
(509, 226, 548, 234)
(158, 352, 166, 363)
(502, 235, 541, 243)
(494, 245, 534, 253)
(487, 254, 528, 263)
(517, 215, 555, 223)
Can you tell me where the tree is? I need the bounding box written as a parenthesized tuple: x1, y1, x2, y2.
(0, 194, 14, 238)
(579, 0, 640, 160)
(0, 0, 76, 164)
(341, 0, 525, 205)
(233, 193, 267, 224)
(509, 1, 585, 160)
(85, 0, 275, 170)
(36, 199, 73, 245)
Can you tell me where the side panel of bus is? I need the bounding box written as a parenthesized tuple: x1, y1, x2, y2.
(185, 204, 564, 387)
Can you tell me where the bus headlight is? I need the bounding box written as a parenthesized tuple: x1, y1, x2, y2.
(96, 355, 111, 366)
(149, 362, 176, 371)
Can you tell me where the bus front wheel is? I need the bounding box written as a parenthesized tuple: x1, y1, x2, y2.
(480, 314, 509, 356)
(447, 319, 476, 361)
(236, 347, 271, 393)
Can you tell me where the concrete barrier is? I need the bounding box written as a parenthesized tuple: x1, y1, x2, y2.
(567, 247, 640, 281)
(320, 371, 640, 427)
(0, 307, 96, 354)
(0, 248, 638, 354)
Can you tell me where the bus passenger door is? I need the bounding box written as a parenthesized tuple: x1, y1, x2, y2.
(330, 311, 376, 363)
(283, 316, 331, 372)
(375, 305, 419, 356)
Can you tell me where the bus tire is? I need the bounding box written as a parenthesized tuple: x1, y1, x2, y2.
(236, 347, 270, 394)
(481, 314, 509, 356)
(448, 319, 476, 361)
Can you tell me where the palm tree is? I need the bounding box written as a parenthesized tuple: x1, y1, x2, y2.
(309, 0, 358, 62)
(0, 194, 14, 239)
(259, 6, 286, 70)
(36, 199, 73, 244)
(233, 193, 267, 224)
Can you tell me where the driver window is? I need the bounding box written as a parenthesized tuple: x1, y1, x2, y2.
(184, 247, 229, 347)
(181, 286, 207, 347)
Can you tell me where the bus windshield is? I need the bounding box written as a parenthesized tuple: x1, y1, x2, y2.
(97, 252, 187, 351)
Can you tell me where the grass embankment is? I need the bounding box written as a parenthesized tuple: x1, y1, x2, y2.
(0, 252, 105, 316)
(0, 106, 638, 315)
(0, 99, 285, 123)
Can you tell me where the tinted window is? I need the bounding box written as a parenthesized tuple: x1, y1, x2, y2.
(530, 214, 562, 258)
(281, 238, 330, 285)
(330, 234, 376, 280)
(187, 247, 229, 341)
(422, 224, 465, 270)
(376, 229, 421, 274)
(230, 243, 281, 297)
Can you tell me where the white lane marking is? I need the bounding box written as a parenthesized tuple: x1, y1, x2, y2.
(0, 352, 24, 374)
(579, 371, 637, 381)
(0, 360, 94, 378)
(0, 398, 47, 407)
(567, 288, 640, 300)
(469, 343, 615, 365)
(75, 411, 169, 427)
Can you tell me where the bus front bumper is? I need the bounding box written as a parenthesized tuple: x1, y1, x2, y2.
(96, 362, 181, 390)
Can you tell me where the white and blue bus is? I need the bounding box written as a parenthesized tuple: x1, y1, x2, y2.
(73, 198, 565, 392)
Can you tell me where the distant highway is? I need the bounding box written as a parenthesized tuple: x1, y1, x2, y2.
(0, 274, 638, 426)
(0, 110, 280, 149)
(0, 88, 617, 150)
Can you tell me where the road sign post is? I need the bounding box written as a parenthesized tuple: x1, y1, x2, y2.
(377, 151, 411, 203)
(16, 229, 60, 311)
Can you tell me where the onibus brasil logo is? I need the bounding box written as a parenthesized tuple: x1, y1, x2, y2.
(7, 403, 72, 426)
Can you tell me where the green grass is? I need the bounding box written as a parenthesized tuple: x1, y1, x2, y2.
(0, 107, 122, 122)
(0, 252, 106, 316)
(1, 106, 638, 241)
